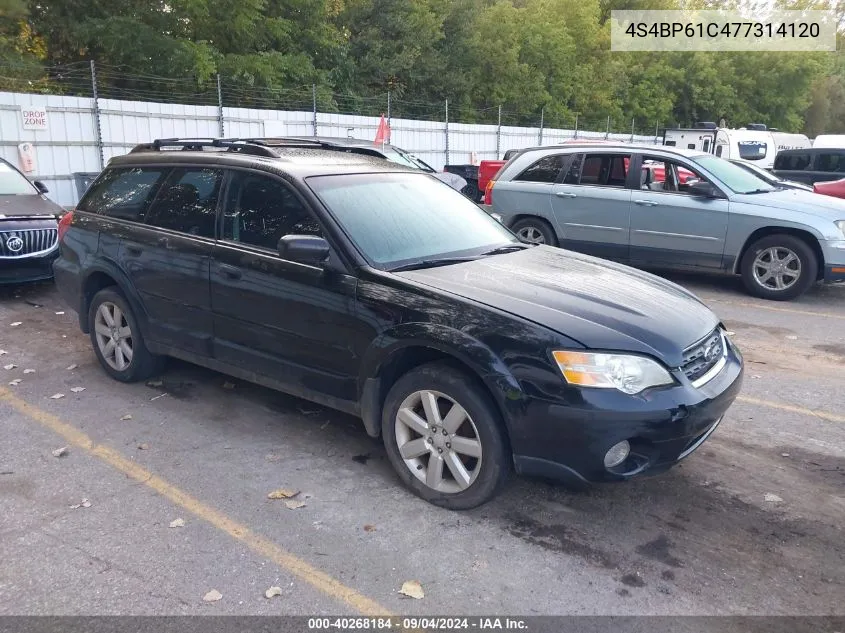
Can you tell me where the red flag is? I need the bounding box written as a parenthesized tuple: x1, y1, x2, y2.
(374, 114, 391, 146)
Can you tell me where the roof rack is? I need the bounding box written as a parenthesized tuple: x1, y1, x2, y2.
(129, 138, 279, 158)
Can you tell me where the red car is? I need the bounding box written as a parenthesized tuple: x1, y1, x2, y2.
(814, 178, 845, 200)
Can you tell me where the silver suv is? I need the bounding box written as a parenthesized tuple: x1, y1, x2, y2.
(488, 144, 845, 300)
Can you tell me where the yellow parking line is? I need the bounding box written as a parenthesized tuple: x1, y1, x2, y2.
(0, 387, 391, 616)
(737, 395, 845, 424)
(701, 297, 845, 321)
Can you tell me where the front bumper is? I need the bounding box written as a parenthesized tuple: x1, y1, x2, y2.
(0, 251, 59, 284)
(821, 240, 845, 282)
(512, 339, 744, 485)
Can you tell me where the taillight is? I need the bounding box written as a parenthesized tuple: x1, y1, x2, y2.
(484, 180, 495, 206)
(57, 210, 74, 242)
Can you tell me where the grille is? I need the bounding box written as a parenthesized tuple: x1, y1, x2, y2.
(681, 329, 725, 385)
(0, 228, 58, 258)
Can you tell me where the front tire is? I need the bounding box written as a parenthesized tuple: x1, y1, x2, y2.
(740, 234, 817, 301)
(88, 287, 162, 382)
(381, 362, 510, 509)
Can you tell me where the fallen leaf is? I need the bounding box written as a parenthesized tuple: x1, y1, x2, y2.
(55, 311, 65, 315)
(10, 322, 22, 327)
(786, 335, 798, 340)
(222, 381, 236, 390)
(169, 518, 186, 528)
(70, 387, 86, 393)
(764, 493, 783, 503)
(399, 580, 425, 600)
(265, 453, 282, 462)
(752, 375, 761, 379)
(120, 414, 133, 421)
(0, 350, 6, 355)
(202, 590, 222, 603)
(65, 364, 78, 371)
(52, 446, 69, 458)
(264, 586, 283, 599)
(8, 379, 22, 386)
(50, 393, 65, 399)
(284, 500, 307, 510)
(267, 488, 299, 500)
(70, 498, 91, 509)
(23, 369, 35, 374)
(781, 453, 790, 457)
(364, 524, 376, 532)
(147, 379, 164, 388)
(137, 443, 149, 450)
(725, 331, 736, 336)
(3, 364, 16, 370)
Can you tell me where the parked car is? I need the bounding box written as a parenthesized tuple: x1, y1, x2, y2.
(53, 138, 743, 508)
(814, 178, 845, 200)
(0, 158, 65, 284)
(488, 144, 845, 301)
(728, 159, 813, 192)
(772, 147, 845, 185)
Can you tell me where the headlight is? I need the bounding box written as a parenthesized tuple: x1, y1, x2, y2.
(552, 351, 674, 395)
(836, 220, 845, 238)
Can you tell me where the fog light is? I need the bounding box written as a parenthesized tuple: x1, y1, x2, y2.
(604, 440, 630, 468)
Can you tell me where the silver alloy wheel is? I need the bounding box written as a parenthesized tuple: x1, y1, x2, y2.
(516, 226, 546, 244)
(752, 246, 801, 291)
(394, 390, 483, 494)
(93, 301, 134, 371)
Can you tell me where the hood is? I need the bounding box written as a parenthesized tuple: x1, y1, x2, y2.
(432, 171, 468, 191)
(0, 194, 65, 218)
(396, 246, 719, 367)
(733, 188, 845, 220)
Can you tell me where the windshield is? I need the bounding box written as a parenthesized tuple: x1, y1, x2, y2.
(690, 155, 776, 194)
(308, 172, 518, 269)
(0, 162, 37, 195)
(731, 161, 779, 185)
(737, 141, 768, 161)
(381, 148, 434, 172)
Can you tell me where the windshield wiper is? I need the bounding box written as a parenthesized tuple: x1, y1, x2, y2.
(744, 188, 775, 195)
(388, 256, 480, 272)
(480, 244, 532, 256)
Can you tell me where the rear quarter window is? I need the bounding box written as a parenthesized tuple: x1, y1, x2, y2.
(815, 152, 845, 173)
(774, 153, 810, 171)
(79, 167, 169, 221)
(513, 154, 567, 183)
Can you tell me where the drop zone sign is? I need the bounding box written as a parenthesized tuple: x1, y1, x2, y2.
(21, 107, 48, 130)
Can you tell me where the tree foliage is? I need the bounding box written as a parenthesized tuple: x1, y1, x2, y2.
(0, 0, 839, 132)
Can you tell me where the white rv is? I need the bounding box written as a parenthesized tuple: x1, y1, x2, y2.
(771, 132, 811, 152)
(663, 126, 778, 168)
(812, 134, 845, 149)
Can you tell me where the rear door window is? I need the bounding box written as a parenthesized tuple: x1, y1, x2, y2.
(572, 153, 630, 187)
(144, 168, 223, 238)
(514, 154, 567, 183)
(79, 167, 169, 221)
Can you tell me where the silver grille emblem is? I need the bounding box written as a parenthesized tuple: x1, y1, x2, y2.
(703, 339, 721, 362)
(5, 235, 23, 252)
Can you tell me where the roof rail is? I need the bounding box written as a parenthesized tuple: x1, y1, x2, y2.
(129, 138, 279, 158)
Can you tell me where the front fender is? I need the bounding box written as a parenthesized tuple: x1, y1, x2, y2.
(357, 322, 526, 438)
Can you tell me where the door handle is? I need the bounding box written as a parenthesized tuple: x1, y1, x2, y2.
(634, 200, 658, 207)
(156, 237, 170, 248)
(125, 245, 142, 256)
(555, 191, 577, 198)
(217, 263, 242, 280)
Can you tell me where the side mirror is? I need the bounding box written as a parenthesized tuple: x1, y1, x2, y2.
(687, 180, 723, 199)
(277, 235, 330, 267)
(33, 180, 49, 194)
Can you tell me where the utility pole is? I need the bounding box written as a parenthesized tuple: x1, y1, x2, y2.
(90, 60, 104, 170)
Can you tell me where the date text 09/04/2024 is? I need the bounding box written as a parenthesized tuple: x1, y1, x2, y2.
(307, 617, 529, 630)
(624, 21, 820, 39)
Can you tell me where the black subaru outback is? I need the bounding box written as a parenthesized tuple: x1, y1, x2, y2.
(53, 138, 743, 509)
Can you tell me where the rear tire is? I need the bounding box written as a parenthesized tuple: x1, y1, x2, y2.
(88, 287, 163, 382)
(511, 217, 557, 246)
(740, 234, 817, 301)
(381, 362, 510, 509)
